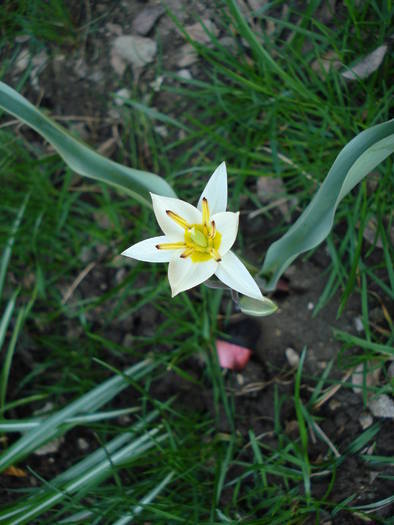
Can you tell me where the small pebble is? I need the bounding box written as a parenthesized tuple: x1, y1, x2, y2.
(354, 316, 364, 333)
(285, 347, 299, 368)
(359, 412, 373, 429)
(154, 125, 168, 138)
(236, 373, 244, 386)
(177, 69, 192, 80)
(114, 88, 130, 106)
(78, 438, 89, 451)
(34, 437, 63, 455)
(368, 394, 394, 418)
(328, 399, 341, 411)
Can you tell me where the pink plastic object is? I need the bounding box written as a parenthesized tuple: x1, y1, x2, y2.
(216, 339, 252, 371)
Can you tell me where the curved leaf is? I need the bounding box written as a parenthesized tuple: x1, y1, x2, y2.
(0, 82, 176, 207)
(261, 119, 394, 290)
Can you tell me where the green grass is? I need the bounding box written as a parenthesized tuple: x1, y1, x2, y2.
(0, 1, 393, 523)
(0, 0, 75, 43)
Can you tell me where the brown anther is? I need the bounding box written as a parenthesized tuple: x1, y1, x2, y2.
(202, 197, 210, 227)
(180, 247, 194, 259)
(209, 220, 216, 239)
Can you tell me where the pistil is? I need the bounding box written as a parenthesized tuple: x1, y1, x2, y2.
(159, 200, 222, 263)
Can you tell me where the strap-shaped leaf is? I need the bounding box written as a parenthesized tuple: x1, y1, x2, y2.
(0, 82, 176, 206)
(0, 359, 155, 472)
(261, 119, 394, 290)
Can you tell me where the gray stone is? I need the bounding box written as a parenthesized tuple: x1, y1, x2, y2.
(112, 35, 157, 69)
(132, 5, 164, 35)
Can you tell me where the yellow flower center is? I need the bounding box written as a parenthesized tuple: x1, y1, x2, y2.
(156, 198, 222, 262)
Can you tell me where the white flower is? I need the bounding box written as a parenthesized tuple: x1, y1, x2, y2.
(122, 162, 264, 300)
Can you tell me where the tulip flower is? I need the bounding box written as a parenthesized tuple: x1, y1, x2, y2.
(122, 162, 265, 300)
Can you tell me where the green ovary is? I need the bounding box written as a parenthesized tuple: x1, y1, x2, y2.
(184, 224, 222, 262)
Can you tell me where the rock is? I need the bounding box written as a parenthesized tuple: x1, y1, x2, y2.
(78, 437, 89, 451)
(368, 394, 394, 418)
(154, 125, 168, 138)
(30, 49, 48, 89)
(311, 50, 342, 77)
(106, 22, 123, 36)
(342, 45, 388, 81)
(73, 56, 88, 78)
(112, 35, 157, 69)
(359, 412, 373, 429)
(184, 20, 218, 44)
(354, 316, 364, 333)
(114, 88, 131, 106)
(256, 176, 291, 220)
(15, 35, 30, 44)
(34, 437, 63, 456)
(150, 75, 164, 91)
(176, 43, 198, 67)
(80, 246, 93, 263)
(177, 69, 192, 80)
(15, 49, 30, 73)
(132, 5, 164, 35)
(111, 50, 127, 76)
(218, 36, 237, 50)
(362, 216, 391, 249)
(352, 362, 381, 394)
(94, 211, 111, 229)
(115, 268, 126, 284)
(285, 347, 299, 368)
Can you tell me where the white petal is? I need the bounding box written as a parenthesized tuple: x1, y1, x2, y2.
(168, 257, 218, 297)
(211, 211, 239, 256)
(151, 193, 202, 238)
(122, 236, 182, 263)
(197, 162, 227, 215)
(215, 251, 263, 300)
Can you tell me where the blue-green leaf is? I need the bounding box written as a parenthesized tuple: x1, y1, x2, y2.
(261, 120, 394, 290)
(0, 82, 176, 207)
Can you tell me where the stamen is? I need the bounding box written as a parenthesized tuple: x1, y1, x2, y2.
(166, 210, 191, 230)
(202, 197, 210, 227)
(180, 247, 194, 258)
(156, 242, 186, 250)
(209, 248, 221, 262)
(209, 220, 216, 239)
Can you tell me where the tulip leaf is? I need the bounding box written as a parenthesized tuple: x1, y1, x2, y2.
(261, 119, 394, 290)
(0, 82, 176, 207)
